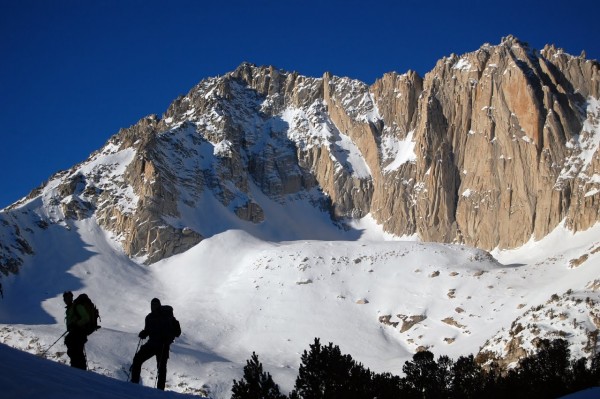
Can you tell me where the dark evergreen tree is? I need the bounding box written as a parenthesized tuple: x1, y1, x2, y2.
(436, 355, 454, 396)
(231, 352, 286, 399)
(402, 350, 446, 398)
(291, 338, 373, 399)
(480, 361, 511, 399)
(590, 351, 600, 385)
(505, 339, 572, 398)
(569, 356, 595, 393)
(231, 337, 600, 399)
(450, 355, 485, 398)
(370, 371, 405, 399)
(532, 339, 570, 396)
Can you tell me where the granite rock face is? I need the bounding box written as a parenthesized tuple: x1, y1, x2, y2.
(1, 36, 598, 268)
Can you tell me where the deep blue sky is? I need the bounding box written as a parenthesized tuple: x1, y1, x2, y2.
(1, 0, 598, 209)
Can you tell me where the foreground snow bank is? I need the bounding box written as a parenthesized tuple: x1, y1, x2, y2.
(0, 343, 204, 399)
(559, 387, 600, 398)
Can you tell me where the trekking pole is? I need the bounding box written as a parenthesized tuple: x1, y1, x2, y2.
(83, 346, 88, 370)
(40, 331, 68, 357)
(125, 338, 143, 381)
(134, 337, 142, 356)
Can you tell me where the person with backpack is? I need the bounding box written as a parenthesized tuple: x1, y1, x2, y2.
(63, 291, 91, 370)
(130, 298, 181, 390)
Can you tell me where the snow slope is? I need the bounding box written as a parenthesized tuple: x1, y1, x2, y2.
(1, 205, 599, 398)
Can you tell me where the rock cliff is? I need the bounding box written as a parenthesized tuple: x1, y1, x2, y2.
(1, 36, 598, 270)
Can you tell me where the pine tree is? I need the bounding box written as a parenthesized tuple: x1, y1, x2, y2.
(510, 339, 572, 398)
(591, 351, 600, 385)
(569, 357, 595, 393)
(370, 371, 404, 398)
(436, 355, 454, 396)
(291, 338, 373, 399)
(231, 352, 286, 399)
(402, 350, 444, 398)
(450, 355, 485, 398)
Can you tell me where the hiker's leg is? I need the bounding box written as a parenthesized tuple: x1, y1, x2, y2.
(71, 343, 86, 370)
(66, 332, 87, 370)
(64, 332, 74, 363)
(130, 344, 155, 384)
(155, 345, 170, 390)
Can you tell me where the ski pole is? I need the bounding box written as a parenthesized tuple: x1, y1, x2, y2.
(40, 331, 68, 357)
(134, 337, 142, 355)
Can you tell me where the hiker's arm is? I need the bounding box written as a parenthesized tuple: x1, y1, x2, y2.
(75, 304, 90, 327)
(65, 308, 76, 331)
(139, 315, 150, 338)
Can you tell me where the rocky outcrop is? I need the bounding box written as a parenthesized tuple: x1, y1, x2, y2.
(477, 291, 600, 369)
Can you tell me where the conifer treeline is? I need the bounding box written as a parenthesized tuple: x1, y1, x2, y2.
(232, 337, 600, 399)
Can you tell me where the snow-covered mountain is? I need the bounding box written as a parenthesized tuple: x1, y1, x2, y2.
(1, 36, 599, 398)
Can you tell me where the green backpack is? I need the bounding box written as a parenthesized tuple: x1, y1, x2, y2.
(74, 294, 101, 335)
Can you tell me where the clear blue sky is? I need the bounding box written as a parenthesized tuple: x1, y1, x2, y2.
(1, 0, 598, 209)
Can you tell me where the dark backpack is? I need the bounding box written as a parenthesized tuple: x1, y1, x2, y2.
(161, 305, 181, 342)
(74, 293, 101, 335)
